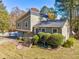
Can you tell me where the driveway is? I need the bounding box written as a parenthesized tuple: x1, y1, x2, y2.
(0, 37, 17, 45)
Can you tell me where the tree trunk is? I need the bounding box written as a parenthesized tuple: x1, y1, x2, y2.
(69, 0, 73, 36)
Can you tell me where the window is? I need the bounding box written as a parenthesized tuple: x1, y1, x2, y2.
(41, 28, 46, 32)
(25, 21, 28, 27)
(38, 28, 41, 31)
(18, 24, 19, 27)
(53, 29, 58, 33)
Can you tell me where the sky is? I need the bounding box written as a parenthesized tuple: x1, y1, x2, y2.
(3, 0, 55, 13)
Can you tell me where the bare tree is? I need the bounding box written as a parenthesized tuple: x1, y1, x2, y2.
(9, 7, 26, 31)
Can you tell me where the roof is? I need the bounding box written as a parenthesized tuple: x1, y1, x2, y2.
(34, 20, 66, 28)
(16, 8, 39, 21)
(40, 14, 48, 18)
(16, 11, 30, 21)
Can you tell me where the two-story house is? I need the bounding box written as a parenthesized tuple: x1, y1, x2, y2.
(16, 8, 40, 37)
(16, 8, 70, 39)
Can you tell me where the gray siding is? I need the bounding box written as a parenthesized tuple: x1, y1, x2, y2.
(33, 27, 62, 34)
(16, 15, 31, 31)
(22, 16, 31, 30)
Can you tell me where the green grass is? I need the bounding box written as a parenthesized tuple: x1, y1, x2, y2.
(0, 40, 79, 59)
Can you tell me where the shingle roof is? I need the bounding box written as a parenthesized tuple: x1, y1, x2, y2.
(16, 11, 30, 21)
(16, 8, 39, 21)
(34, 20, 66, 28)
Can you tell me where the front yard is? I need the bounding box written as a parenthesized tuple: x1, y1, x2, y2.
(0, 39, 79, 59)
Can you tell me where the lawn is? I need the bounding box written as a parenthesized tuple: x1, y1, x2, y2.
(0, 40, 79, 59)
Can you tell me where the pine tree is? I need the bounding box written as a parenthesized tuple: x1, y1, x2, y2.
(40, 6, 49, 14)
(40, 6, 57, 20)
(55, 0, 79, 35)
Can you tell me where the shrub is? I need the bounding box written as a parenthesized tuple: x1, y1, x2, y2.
(33, 35, 40, 44)
(21, 38, 25, 41)
(17, 37, 20, 40)
(17, 37, 23, 40)
(63, 37, 76, 48)
(40, 33, 51, 42)
(38, 32, 51, 42)
(38, 32, 45, 39)
(44, 33, 51, 40)
(40, 33, 51, 47)
(47, 33, 64, 48)
(16, 37, 24, 42)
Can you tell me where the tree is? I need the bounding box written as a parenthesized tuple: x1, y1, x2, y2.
(40, 6, 49, 14)
(0, 0, 9, 32)
(9, 7, 25, 31)
(55, 0, 70, 19)
(55, 0, 79, 35)
(40, 6, 57, 20)
(48, 8, 57, 20)
(72, 16, 79, 33)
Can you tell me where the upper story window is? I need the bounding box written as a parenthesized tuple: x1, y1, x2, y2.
(25, 21, 28, 28)
(18, 23, 20, 27)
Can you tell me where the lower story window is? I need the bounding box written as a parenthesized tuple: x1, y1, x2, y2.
(18, 24, 19, 27)
(53, 28, 58, 33)
(41, 28, 46, 32)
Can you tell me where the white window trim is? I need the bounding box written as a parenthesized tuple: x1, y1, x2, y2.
(34, 28, 46, 34)
(24, 21, 28, 28)
(17, 22, 21, 29)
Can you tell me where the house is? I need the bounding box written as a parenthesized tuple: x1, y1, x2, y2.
(16, 8, 40, 37)
(16, 8, 70, 39)
(33, 20, 70, 39)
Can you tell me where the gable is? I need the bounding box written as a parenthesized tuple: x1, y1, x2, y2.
(16, 11, 30, 22)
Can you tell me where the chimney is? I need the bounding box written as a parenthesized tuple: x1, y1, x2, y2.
(31, 8, 39, 13)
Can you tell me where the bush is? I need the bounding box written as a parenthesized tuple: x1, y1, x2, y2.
(16, 37, 25, 42)
(40, 33, 51, 42)
(47, 33, 64, 48)
(44, 33, 51, 40)
(38, 32, 45, 39)
(33, 35, 40, 44)
(63, 37, 76, 48)
(40, 33, 51, 47)
(17, 37, 22, 40)
(17, 37, 20, 40)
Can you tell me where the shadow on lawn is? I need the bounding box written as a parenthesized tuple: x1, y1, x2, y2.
(36, 42, 59, 50)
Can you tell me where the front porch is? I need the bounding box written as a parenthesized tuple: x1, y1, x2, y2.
(33, 27, 62, 34)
